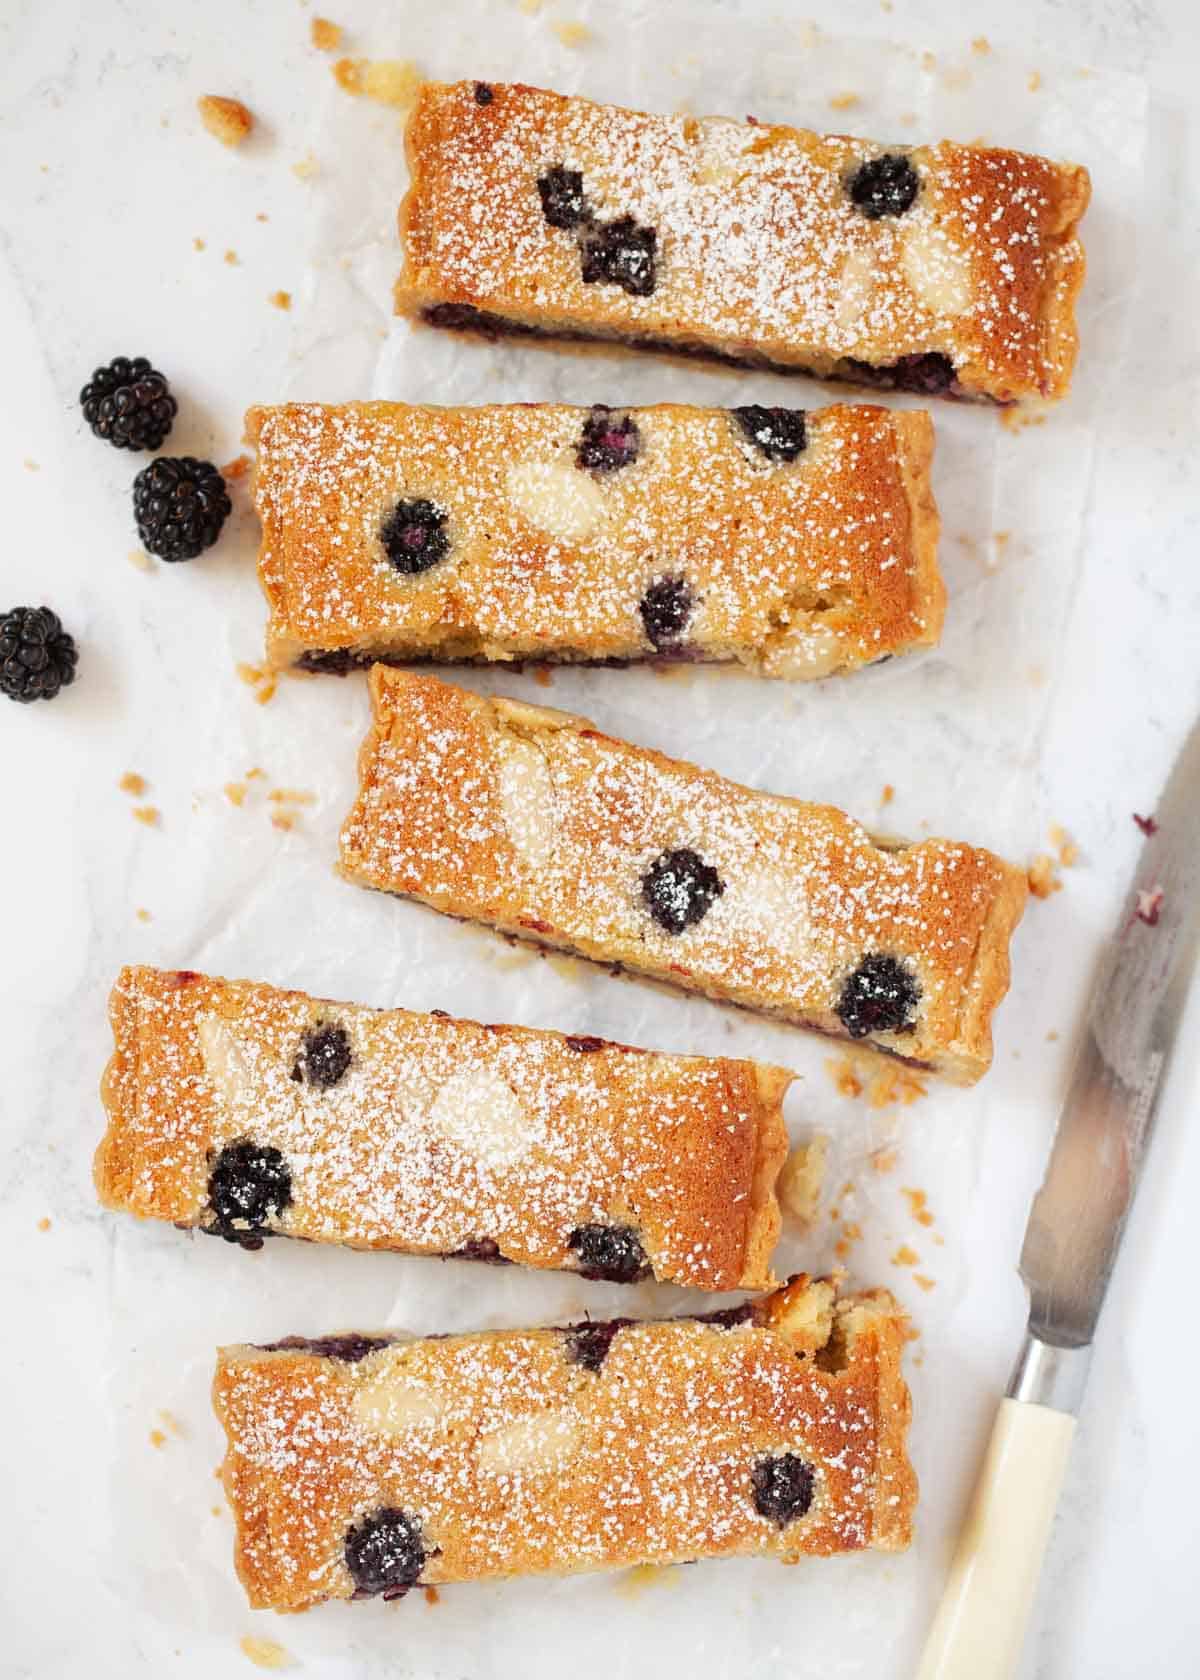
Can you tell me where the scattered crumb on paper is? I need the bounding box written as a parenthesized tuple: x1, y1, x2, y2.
(828, 91, 860, 110)
(901, 1187, 935, 1228)
(225, 782, 247, 807)
(268, 788, 317, 806)
(1027, 854, 1062, 898)
(135, 908, 152, 923)
(37, 1216, 51, 1232)
(913, 1274, 937, 1292)
(971, 36, 991, 54)
(224, 249, 239, 266)
(192, 237, 206, 252)
(271, 812, 297, 832)
(292, 153, 319, 181)
(236, 662, 278, 705)
(128, 548, 153, 572)
(778, 1135, 827, 1228)
(311, 17, 342, 51)
(423, 1584, 441, 1605)
(239, 1636, 293, 1671)
(1049, 823, 1079, 867)
(198, 95, 254, 147)
(871, 1146, 899, 1175)
(132, 805, 160, 828)
(552, 20, 592, 46)
(891, 1244, 920, 1268)
(119, 771, 148, 797)
(268, 290, 292, 311)
(1028, 69, 1043, 91)
(222, 454, 251, 482)
(333, 57, 422, 108)
(826, 1056, 863, 1099)
(148, 1428, 167, 1449)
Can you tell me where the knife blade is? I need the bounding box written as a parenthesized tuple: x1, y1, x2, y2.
(918, 718, 1200, 1680)
(1020, 716, 1200, 1351)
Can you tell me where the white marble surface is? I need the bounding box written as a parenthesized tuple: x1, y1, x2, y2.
(2, 1, 1199, 1675)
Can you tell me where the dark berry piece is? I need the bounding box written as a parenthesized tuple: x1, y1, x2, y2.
(448, 1237, 513, 1266)
(639, 575, 693, 650)
(294, 648, 363, 675)
(473, 82, 494, 106)
(567, 1223, 650, 1283)
(293, 1022, 353, 1088)
(847, 152, 920, 219)
(580, 216, 658, 297)
(641, 847, 724, 934)
(836, 953, 920, 1039)
(344, 1508, 429, 1599)
(844, 353, 956, 396)
(732, 405, 808, 463)
(259, 1333, 393, 1362)
(207, 1140, 292, 1243)
(0, 607, 78, 704)
(132, 456, 230, 562)
(537, 165, 588, 230)
(576, 406, 641, 474)
(751, 1453, 815, 1525)
(380, 498, 451, 575)
(692, 1301, 756, 1330)
(565, 1035, 607, 1053)
(80, 355, 177, 452)
(563, 1317, 634, 1372)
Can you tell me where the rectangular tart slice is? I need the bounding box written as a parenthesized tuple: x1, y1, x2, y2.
(94, 964, 791, 1290)
(398, 81, 1090, 406)
(247, 400, 942, 678)
(340, 671, 1028, 1083)
(213, 1275, 916, 1609)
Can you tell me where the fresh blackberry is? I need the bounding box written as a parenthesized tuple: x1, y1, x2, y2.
(847, 153, 920, 219)
(732, 405, 808, 463)
(80, 356, 177, 452)
(751, 1453, 815, 1525)
(641, 847, 724, 934)
(0, 607, 78, 704)
(206, 1139, 292, 1245)
(567, 1222, 650, 1283)
(836, 953, 920, 1038)
(344, 1508, 429, 1599)
(132, 457, 231, 562)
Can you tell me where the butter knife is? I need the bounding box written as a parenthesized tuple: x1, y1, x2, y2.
(917, 719, 1200, 1680)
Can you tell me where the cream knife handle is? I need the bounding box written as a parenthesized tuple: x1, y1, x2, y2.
(916, 1397, 1077, 1680)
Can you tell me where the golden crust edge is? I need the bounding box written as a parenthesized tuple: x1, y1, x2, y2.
(93, 965, 142, 1211)
(736, 1063, 794, 1290)
(891, 409, 945, 649)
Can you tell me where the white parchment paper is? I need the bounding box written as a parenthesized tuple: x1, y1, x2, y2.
(79, 9, 1146, 1676)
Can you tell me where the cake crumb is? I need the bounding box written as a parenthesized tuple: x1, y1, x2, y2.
(23, 457, 40, 471)
(291, 153, 319, 181)
(778, 1136, 827, 1229)
(828, 92, 860, 111)
(901, 1187, 935, 1228)
(1049, 824, 1079, 867)
(225, 782, 248, 807)
(826, 1056, 863, 1100)
(159, 1410, 186, 1438)
(891, 1244, 920, 1268)
(920, 50, 937, 71)
(993, 530, 1011, 555)
(333, 57, 422, 108)
(128, 548, 154, 572)
(880, 0, 893, 10)
(132, 805, 160, 828)
(1027, 854, 1062, 899)
(212, 1505, 223, 1517)
(37, 1216, 51, 1232)
(271, 811, 297, 833)
(222, 454, 252, 482)
(971, 36, 991, 53)
(198, 95, 254, 148)
(119, 772, 148, 797)
(149, 1428, 168, 1449)
(532, 667, 553, 688)
(880, 783, 894, 806)
(246, 767, 266, 781)
(268, 788, 317, 806)
(224, 249, 239, 266)
(871, 1146, 899, 1175)
(256, 212, 269, 222)
(552, 20, 592, 46)
(423, 1585, 440, 1606)
(867, 1063, 927, 1109)
(519, 0, 542, 11)
(268, 290, 292, 311)
(1028, 70, 1043, 91)
(192, 236, 206, 252)
(236, 662, 278, 705)
(1046, 1029, 1059, 1042)
(136, 908, 152, 923)
(311, 16, 342, 50)
(1001, 407, 1047, 433)
(913, 1274, 936, 1292)
(238, 1637, 293, 1671)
